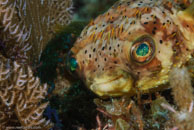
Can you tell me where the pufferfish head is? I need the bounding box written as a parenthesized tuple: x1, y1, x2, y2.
(66, 0, 194, 97)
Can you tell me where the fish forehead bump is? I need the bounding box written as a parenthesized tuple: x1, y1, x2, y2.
(72, 0, 181, 52)
(73, 0, 179, 60)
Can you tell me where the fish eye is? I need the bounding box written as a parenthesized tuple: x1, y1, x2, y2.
(65, 51, 78, 74)
(130, 35, 155, 64)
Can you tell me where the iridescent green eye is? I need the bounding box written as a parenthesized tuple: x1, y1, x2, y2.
(131, 35, 155, 64)
(65, 51, 78, 74)
(136, 43, 149, 56)
(69, 57, 78, 71)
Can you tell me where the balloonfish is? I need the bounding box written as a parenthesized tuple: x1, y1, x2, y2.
(66, 0, 194, 97)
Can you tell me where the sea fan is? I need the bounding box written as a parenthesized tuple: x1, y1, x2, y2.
(0, 0, 73, 64)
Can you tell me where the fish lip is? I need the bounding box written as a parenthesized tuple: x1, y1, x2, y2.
(89, 74, 133, 97)
(95, 75, 124, 85)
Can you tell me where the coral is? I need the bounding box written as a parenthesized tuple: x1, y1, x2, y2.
(53, 66, 72, 97)
(0, 0, 73, 64)
(0, 54, 53, 130)
(43, 105, 62, 129)
(162, 67, 194, 130)
(169, 67, 194, 110)
(94, 97, 144, 130)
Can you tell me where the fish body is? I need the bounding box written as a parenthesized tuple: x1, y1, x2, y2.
(69, 0, 194, 97)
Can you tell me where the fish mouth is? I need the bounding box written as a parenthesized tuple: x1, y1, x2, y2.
(89, 74, 133, 97)
(96, 75, 124, 85)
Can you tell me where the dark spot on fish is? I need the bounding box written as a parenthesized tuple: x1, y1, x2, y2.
(109, 47, 112, 50)
(85, 50, 87, 54)
(95, 58, 97, 61)
(152, 30, 156, 35)
(104, 58, 107, 61)
(160, 40, 163, 44)
(114, 61, 117, 64)
(102, 46, 105, 50)
(144, 22, 148, 24)
(153, 21, 156, 24)
(93, 48, 96, 52)
(89, 54, 91, 58)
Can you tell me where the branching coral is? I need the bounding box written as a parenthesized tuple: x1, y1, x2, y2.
(0, 54, 53, 130)
(0, 0, 73, 64)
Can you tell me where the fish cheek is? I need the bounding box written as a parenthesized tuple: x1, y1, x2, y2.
(142, 57, 162, 72)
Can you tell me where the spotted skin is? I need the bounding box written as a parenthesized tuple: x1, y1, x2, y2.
(70, 0, 194, 97)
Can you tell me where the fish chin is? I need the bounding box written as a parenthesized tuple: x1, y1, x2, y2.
(136, 68, 170, 93)
(89, 74, 133, 97)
